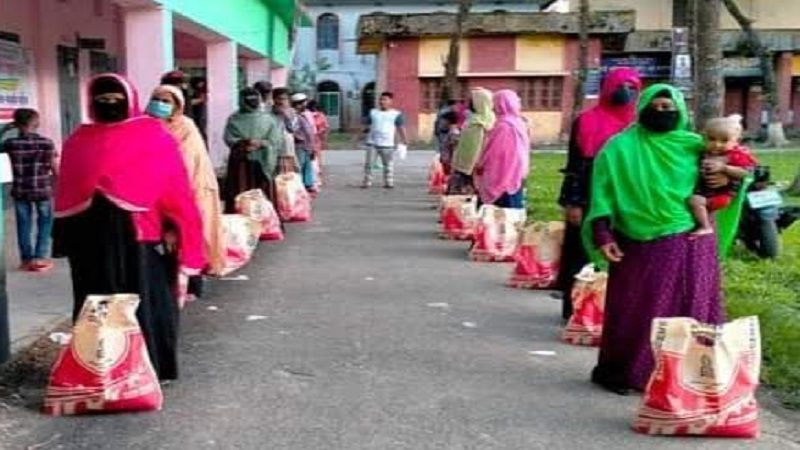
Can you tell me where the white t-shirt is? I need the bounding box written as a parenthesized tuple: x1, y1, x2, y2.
(367, 108, 404, 148)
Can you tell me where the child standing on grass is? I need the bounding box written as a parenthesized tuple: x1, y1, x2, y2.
(2, 109, 57, 272)
(689, 114, 757, 236)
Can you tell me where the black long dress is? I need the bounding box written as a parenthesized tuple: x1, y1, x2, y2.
(53, 194, 180, 380)
(557, 119, 593, 321)
(223, 142, 274, 213)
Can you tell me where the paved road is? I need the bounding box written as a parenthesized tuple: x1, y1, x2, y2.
(1, 151, 798, 450)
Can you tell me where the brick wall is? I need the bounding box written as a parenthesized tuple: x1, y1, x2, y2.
(386, 39, 421, 137)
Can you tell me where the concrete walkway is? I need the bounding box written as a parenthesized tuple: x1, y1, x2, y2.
(1, 151, 798, 449)
(4, 201, 71, 352)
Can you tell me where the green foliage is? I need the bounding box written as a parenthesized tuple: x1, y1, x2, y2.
(525, 149, 800, 408)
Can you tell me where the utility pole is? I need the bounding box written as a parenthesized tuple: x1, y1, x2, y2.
(441, 0, 472, 105)
(694, 0, 724, 129)
(571, 0, 591, 123)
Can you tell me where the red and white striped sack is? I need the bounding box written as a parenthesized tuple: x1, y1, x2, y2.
(508, 221, 565, 289)
(470, 205, 526, 262)
(235, 189, 284, 241)
(439, 195, 479, 240)
(276, 173, 312, 223)
(633, 316, 761, 438)
(428, 156, 447, 195)
(220, 214, 261, 276)
(43, 294, 163, 416)
(562, 265, 607, 346)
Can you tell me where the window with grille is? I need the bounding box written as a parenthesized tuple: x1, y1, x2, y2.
(317, 14, 339, 50)
(420, 79, 469, 112)
(518, 77, 564, 111)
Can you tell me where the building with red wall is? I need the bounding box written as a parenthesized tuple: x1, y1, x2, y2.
(357, 10, 634, 145)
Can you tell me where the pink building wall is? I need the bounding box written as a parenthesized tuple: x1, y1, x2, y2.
(0, 0, 123, 148)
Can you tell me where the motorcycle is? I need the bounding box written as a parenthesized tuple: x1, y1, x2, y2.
(737, 165, 800, 259)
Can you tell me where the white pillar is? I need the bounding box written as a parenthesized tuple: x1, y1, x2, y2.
(245, 58, 272, 86)
(206, 40, 238, 172)
(123, 6, 174, 108)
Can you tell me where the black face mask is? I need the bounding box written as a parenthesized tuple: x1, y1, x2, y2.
(639, 107, 680, 133)
(93, 100, 129, 123)
(610, 86, 635, 106)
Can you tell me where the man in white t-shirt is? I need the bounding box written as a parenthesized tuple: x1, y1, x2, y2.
(362, 92, 408, 188)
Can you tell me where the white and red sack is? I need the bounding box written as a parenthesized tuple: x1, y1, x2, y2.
(428, 156, 447, 195)
(221, 214, 261, 276)
(633, 316, 761, 438)
(508, 221, 566, 289)
(276, 172, 312, 223)
(439, 195, 479, 240)
(43, 294, 163, 416)
(235, 189, 284, 241)
(562, 265, 607, 346)
(470, 205, 526, 262)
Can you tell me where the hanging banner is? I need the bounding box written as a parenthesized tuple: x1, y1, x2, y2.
(0, 40, 36, 122)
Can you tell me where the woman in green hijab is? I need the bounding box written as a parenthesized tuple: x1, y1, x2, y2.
(584, 84, 732, 394)
(447, 88, 495, 194)
(223, 88, 284, 211)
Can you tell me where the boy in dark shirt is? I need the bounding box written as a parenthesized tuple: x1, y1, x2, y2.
(2, 109, 57, 271)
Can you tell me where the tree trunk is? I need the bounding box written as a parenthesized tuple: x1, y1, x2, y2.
(571, 0, 591, 124)
(441, 0, 472, 105)
(722, 0, 787, 146)
(694, 0, 724, 130)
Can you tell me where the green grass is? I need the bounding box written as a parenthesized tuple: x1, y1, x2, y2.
(526, 148, 800, 408)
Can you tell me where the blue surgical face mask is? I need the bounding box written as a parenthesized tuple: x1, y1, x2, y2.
(146, 99, 174, 119)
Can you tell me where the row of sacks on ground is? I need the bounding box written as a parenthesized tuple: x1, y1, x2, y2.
(433, 184, 763, 439)
(40, 173, 312, 417)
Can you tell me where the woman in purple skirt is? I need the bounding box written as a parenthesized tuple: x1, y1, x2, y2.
(583, 84, 738, 395)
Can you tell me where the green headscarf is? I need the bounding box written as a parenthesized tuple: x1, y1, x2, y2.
(583, 84, 751, 263)
(451, 88, 496, 175)
(582, 83, 738, 263)
(223, 89, 284, 179)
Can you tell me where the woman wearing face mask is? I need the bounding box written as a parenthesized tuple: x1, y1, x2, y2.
(223, 87, 284, 212)
(557, 68, 641, 321)
(583, 84, 731, 395)
(53, 74, 205, 381)
(447, 88, 495, 195)
(147, 85, 225, 278)
(474, 89, 530, 209)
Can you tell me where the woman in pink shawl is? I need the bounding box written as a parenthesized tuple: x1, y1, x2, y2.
(556, 67, 642, 320)
(475, 89, 530, 208)
(53, 74, 204, 380)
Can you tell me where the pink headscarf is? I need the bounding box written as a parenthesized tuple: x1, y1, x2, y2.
(575, 67, 642, 158)
(55, 73, 205, 270)
(56, 73, 178, 216)
(476, 90, 531, 205)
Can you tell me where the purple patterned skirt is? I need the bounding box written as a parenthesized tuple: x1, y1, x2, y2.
(592, 232, 724, 391)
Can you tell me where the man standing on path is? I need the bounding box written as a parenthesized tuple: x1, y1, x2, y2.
(2, 109, 57, 272)
(291, 93, 318, 192)
(362, 92, 408, 189)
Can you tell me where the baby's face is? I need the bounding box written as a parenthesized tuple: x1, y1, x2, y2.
(705, 131, 736, 155)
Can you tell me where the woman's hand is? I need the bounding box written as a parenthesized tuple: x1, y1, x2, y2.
(564, 206, 583, 226)
(601, 242, 624, 263)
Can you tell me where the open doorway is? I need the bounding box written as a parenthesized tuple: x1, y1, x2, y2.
(361, 81, 376, 121)
(317, 80, 341, 130)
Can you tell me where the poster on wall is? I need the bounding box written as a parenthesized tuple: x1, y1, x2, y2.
(0, 40, 36, 123)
